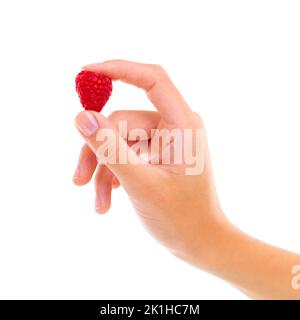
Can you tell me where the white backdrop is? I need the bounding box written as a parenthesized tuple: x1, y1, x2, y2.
(0, 0, 299, 299)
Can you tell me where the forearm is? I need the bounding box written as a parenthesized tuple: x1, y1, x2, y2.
(200, 222, 300, 299)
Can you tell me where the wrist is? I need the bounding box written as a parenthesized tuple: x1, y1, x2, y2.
(178, 215, 240, 273)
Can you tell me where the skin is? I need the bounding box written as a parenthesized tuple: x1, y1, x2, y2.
(73, 60, 300, 299)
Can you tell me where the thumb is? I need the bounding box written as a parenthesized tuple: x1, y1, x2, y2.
(75, 111, 154, 188)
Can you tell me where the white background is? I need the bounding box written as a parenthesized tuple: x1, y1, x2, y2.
(0, 0, 299, 299)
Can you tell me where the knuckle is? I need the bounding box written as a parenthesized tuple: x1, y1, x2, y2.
(151, 64, 167, 79)
(108, 111, 122, 123)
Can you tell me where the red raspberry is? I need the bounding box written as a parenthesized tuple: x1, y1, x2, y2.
(75, 70, 112, 112)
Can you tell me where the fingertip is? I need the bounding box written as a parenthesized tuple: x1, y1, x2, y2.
(72, 166, 83, 185)
(73, 176, 88, 186)
(81, 62, 107, 71)
(95, 205, 109, 214)
(95, 198, 111, 214)
(73, 144, 98, 186)
(72, 175, 81, 185)
(95, 194, 112, 214)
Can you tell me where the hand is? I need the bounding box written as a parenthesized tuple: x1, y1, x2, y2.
(73, 60, 227, 267)
(73, 60, 300, 299)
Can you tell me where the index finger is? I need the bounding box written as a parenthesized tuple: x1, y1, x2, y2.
(82, 60, 191, 124)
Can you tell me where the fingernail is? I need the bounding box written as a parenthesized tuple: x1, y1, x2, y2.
(73, 165, 80, 181)
(95, 197, 105, 214)
(82, 63, 102, 70)
(76, 112, 99, 136)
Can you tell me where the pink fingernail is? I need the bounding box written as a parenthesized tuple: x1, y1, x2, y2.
(82, 63, 102, 70)
(95, 197, 105, 214)
(73, 165, 80, 181)
(76, 112, 99, 136)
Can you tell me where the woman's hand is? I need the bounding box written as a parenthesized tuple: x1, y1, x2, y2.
(73, 60, 300, 299)
(73, 60, 226, 267)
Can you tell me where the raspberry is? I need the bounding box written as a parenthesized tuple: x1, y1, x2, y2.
(75, 70, 112, 112)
